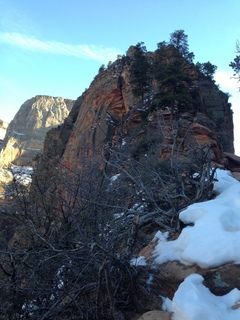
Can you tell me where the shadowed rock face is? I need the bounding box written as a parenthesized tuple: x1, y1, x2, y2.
(0, 96, 74, 166)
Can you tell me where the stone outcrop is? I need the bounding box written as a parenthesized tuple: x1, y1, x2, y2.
(224, 152, 240, 180)
(194, 81, 234, 153)
(0, 96, 74, 166)
(137, 310, 172, 320)
(134, 236, 240, 311)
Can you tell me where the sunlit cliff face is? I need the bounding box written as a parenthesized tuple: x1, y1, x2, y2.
(0, 96, 74, 166)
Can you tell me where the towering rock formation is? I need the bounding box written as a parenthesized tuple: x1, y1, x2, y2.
(0, 96, 74, 166)
(42, 48, 234, 177)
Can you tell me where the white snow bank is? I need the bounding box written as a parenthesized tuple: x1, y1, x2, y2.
(171, 274, 240, 320)
(153, 169, 240, 268)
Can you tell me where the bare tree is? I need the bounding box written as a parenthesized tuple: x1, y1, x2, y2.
(0, 124, 216, 319)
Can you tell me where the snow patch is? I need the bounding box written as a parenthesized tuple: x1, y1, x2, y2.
(171, 274, 240, 320)
(153, 169, 240, 268)
(131, 256, 147, 266)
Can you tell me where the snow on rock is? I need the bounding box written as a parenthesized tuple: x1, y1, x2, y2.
(131, 255, 147, 266)
(171, 274, 240, 320)
(153, 169, 240, 268)
(213, 169, 239, 193)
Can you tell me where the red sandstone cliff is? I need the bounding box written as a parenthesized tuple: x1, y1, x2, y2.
(43, 48, 234, 177)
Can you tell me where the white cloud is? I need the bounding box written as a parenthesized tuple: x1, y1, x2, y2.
(214, 70, 239, 92)
(0, 32, 121, 63)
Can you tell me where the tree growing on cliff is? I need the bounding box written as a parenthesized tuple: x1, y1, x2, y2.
(151, 31, 195, 114)
(98, 64, 106, 73)
(153, 41, 168, 83)
(153, 52, 193, 114)
(196, 61, 217, 80)
(230, 40, 240, 84)
(169, 29, 195, 63)
(129, 42, 151, 104)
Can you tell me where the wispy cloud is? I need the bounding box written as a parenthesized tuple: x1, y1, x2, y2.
(0, 32, 121, 62)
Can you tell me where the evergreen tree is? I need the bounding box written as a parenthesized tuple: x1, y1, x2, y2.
(196, 61, 217, 80)
(153, 34, 193, 114)
(230, 41, 240, 82)
(153, 41, 168, 83)
(98, 64, 106, 73)
(130, 42, 151, 104)
(157, 58, 193, 114)
(169, 30, 195, 63)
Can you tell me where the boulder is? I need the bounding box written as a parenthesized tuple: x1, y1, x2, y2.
(224, 152, 240, 169)
(137, 310, 172, 320)
(232, 172, 240, 181)
(137, 238, 240, 299)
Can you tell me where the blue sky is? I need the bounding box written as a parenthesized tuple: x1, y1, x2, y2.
(0, 0, 239, 154)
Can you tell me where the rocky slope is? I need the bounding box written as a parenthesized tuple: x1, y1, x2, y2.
(0, 96, 74, 166)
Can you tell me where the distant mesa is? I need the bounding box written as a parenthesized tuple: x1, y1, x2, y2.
(0, 95, 75, 166)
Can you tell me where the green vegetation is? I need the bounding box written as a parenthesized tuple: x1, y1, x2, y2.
(169, 29, 194, 63)
(129, 42, 151, 103)
(129, 30, 218, 115)
(196, 61, 217, 80)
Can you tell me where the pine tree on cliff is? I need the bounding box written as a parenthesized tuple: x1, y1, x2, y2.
(129, 42, 151, 104)
(230, 40, 240, 84)
(153, 41, 168, 83)
(169, 29, 195, 63)
(153, 31, 194, 115)
(196, 61, 217, 80)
